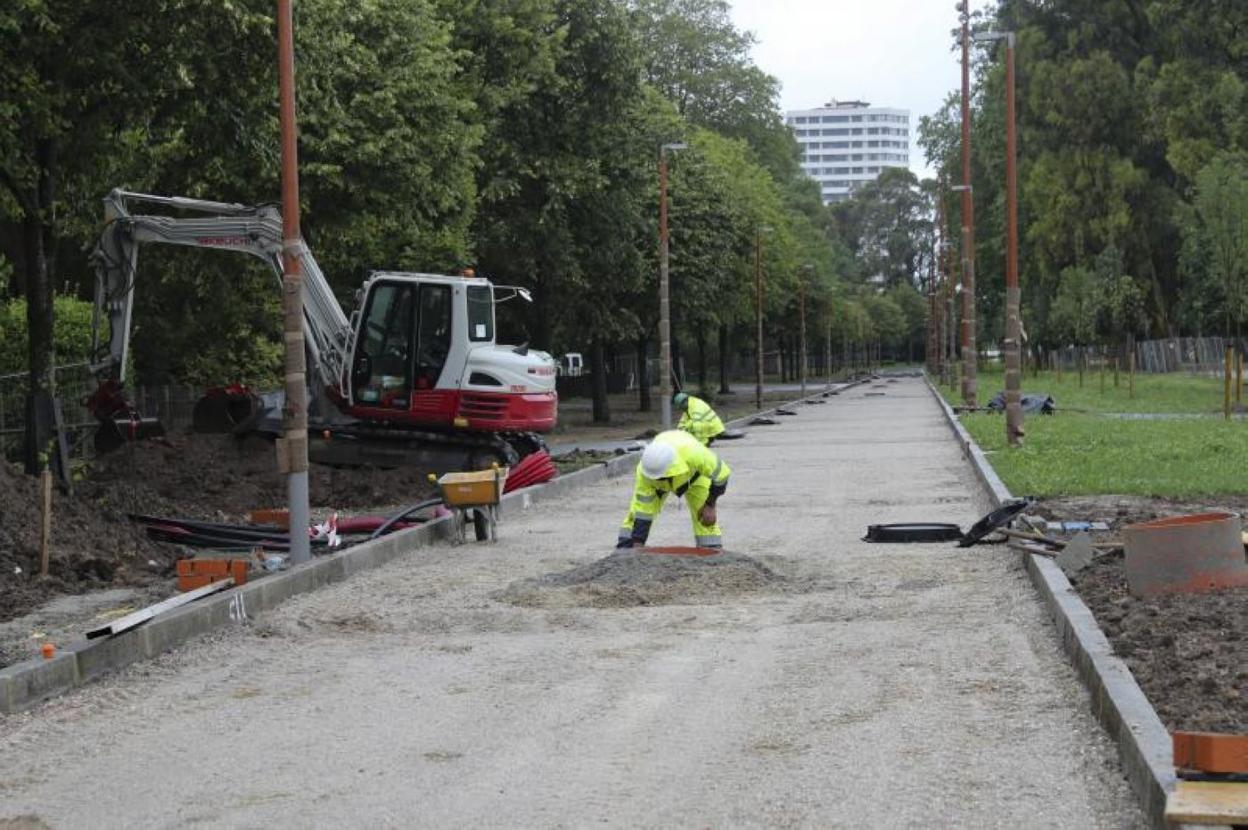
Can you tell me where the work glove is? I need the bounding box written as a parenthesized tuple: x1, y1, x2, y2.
(698, 503, 718, 527)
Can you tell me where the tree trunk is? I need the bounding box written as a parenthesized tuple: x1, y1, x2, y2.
(718, 323, 731, 394)
(591, 337, 610, 423)
(23, 138, 57, 475)
(696, 328, 707, 392)
(671, 329, 683, 391)
(636, 334, 651, 412)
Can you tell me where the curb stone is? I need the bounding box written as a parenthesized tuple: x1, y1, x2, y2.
(0, 378, 865, 715)
(924, 375, 1215, 830)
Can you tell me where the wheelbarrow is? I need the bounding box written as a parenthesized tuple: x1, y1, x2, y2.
(429, 464, 508, 542)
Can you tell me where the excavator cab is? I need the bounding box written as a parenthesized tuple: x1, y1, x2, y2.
(343, 273, 557, 434)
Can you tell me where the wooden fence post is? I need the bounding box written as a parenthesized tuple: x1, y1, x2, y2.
(39, 469, 52, 577)
(1224, 345, 1233, 420)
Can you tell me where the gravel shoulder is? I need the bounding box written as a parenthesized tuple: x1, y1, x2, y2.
(0, 378, 1142, 827)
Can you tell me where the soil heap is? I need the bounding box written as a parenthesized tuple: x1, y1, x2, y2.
(1, 430, 436, 622)
(498, 548, 782, 608)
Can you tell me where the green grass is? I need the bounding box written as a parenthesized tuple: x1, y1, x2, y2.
(948, 365, 1232, 414)
(937, 370, 1248, 497)
(959, 411, 1248, 498)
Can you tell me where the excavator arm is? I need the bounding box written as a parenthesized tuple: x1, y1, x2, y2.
(90, 189, 353, 396)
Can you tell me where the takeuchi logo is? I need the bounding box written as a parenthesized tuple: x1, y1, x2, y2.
(195, 236, 250, 247)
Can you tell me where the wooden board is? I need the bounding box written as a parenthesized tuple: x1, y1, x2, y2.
(1165, 781, 1248, 824)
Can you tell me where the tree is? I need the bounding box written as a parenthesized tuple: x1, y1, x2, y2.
(830, 167, 929, 289)
(0, 1, 193, 471)
(1050, 264, 1100, 384)
(628, 0, 795, 178)
(1187, 153, 1248, 337)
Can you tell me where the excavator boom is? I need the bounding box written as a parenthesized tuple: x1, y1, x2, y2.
(88, 189, 557, 467)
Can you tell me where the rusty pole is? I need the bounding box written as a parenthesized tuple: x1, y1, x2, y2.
(1003, 33, 1023, 446)
(658, 148, 671, 430)
(755, 226, 766, 411)
(658, 142, 686, 430)
(277, 0, 310, 564)
(958, 4, 978, 408)
(799, 265, 812, 396)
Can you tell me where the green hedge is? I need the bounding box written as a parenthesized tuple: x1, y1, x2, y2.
(0, 295, 96, 378)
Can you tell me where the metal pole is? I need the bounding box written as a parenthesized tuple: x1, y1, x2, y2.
(658, 147, 672, 430)
(959, 9, 978, 408)
(1003, 34, 1023, 446)
(278, 0, 310, 564)
(825, 320, 832, 382)
(799, 275, 808, 396)
(755, 227, 764, 411)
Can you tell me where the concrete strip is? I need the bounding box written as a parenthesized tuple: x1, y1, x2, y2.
(0, 382, 856, 715)
(0, 651, 77, 712)
(924, 375, 1208, 830)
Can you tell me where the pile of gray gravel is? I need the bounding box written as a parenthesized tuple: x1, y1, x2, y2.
(497, 549, 782, 608)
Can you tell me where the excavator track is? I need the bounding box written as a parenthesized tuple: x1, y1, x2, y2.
(308, 422, 532, 472)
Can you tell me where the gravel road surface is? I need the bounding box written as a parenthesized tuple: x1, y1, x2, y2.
(0, 378, 1141, 827)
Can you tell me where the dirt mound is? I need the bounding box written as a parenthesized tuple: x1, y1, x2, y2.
(1039, 496, 1248, 732)
(90, 430, 437, 519)
(497, 549, 783, 608)
(0, 460, 169, 623)
(1072, 552, 1247, 733)
(1, 430, 436, 625)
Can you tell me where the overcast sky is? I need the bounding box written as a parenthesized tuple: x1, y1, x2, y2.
(728, 0, 993, 178)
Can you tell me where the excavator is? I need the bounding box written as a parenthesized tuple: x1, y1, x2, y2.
(87, 189, 558, 469)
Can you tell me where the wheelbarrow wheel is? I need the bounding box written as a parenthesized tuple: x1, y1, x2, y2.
(472, 508, 491, 541)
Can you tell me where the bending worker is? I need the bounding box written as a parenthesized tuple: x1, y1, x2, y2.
(673, 391, 725, 445)
(617, 429, 730, 549)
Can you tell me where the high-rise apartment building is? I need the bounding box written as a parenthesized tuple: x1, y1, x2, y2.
(785, 99, 910, 204)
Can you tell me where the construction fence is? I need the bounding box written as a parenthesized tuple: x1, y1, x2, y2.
(1034, 337, 1245, 376)
(0, 363, 200, 469)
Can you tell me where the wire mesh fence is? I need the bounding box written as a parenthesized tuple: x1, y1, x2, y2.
(1037, 337, 1242, 376)
(0, 365, 200, 469)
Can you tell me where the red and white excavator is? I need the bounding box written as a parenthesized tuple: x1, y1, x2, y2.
(88, 189, 557, 468)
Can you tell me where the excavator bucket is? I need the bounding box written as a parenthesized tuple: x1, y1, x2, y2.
(85, 379, 165, 454)
(192, 385, 263, 433)
(94, 415, 165, 454)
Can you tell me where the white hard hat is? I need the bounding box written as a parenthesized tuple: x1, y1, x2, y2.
(640, 441, 676, 479)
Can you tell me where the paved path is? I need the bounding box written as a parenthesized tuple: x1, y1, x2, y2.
(0, 378, 1140, 827)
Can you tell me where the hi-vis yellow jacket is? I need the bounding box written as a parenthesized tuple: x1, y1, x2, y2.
(678, 395, 725, 445)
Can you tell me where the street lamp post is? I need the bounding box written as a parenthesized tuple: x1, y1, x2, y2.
(957, 1, 978, 408)
(798, 264, 813, 396)
(754, 225, 772, 411)
(975, 30, 1023, 446)
(277, 0, 310, 564)
(658, 141, 687, 430)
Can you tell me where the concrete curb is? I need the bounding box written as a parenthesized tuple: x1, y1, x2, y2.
(924, 376, 1193, 830)
(1, 378, 863, 716)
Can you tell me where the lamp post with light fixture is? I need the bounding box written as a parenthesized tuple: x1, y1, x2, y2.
(956, 0, 978, 408)
(754, 224, 772, 411)
(658, 141, 687, 429)
(974, 29, 1023, 446)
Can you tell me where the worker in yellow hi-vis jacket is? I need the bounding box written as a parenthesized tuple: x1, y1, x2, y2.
(617, 429, 731, 549)
(673, 391, 725, 445)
